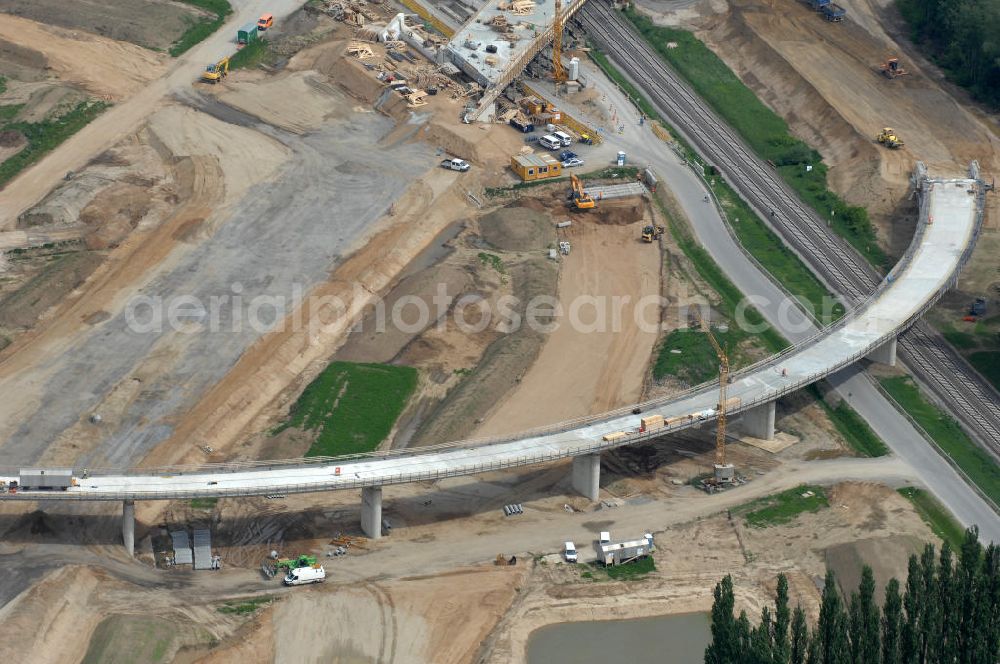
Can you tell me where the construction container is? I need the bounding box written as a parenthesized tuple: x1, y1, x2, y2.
(238, 23, 260, 45)
(510, 153, 563, 182)
(597, 537, 651, 566)
(640, 414, 664, 432)
(602, 431, 627, 442)
(18, 468, 74, 490)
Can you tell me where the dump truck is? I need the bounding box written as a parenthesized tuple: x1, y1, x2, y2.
(238, 23, 260, 45)
(877, 127, 904, 149)
(822, 4, 846, 21)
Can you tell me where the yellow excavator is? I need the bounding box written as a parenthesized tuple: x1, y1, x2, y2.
(876, 127, 904, 149)
(569, 173, 595, 210)
(641, 225, 664, 242)
(201, 56, 230, 84)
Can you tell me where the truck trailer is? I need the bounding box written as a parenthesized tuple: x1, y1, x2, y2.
(238, 23, 260, 45)
(18, 468, 75, 490)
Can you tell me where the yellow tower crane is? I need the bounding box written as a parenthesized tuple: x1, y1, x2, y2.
(552, 0, 567, 83)
(698, 313, 736, 484)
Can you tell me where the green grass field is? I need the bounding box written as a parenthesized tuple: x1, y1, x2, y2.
(170, 0, 233, 57)
(968, 351, 1000, 392)
(602, 555, 656, 580)
(622, 9, 887, 270)
(229, 38, 271, 70)
(809, 385, 888, 457)
(275, 361, 418, 457)
(880, 376, 1000, 505)
(653, 326, 748, 384)
(190, 497, 218, 510)
(896, 487, 965, 549)
(0, 101, 109, 189)
(736, 484, 829, 528)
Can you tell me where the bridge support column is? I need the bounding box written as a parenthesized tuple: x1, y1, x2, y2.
(361, 486, 383, 540)
(742, 401, 776, 441)
(867, 338, 897, 366)
(571, 453, 601, 501)
(122, 500, 135, 557)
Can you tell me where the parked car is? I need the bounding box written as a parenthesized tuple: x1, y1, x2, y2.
(440, 158, 470, 172)
(284, 565, 325, 586)
(558, 150, 578, 161)
(561, 158, 584, 168)
(564, 542, 578, 563)
(538, 134, 562, 150)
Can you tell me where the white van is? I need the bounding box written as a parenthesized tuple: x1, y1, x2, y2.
(284, 565, 325, 586)
(538, 134, 562, 150)
(552, 130, 573, 147)
(564, 542, 578, 563)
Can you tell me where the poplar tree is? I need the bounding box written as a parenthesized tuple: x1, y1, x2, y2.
(773, 574, 791, 664)
(882, 578, 903, 664)
(706, 575, 738, 664)
(790, 607, 809, 664)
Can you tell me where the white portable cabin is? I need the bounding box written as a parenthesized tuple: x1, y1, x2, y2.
(597, 537, 653, 566)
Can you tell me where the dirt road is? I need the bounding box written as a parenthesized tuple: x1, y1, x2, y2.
(0, 0, 307, 230)
(478, 216, 662, 435)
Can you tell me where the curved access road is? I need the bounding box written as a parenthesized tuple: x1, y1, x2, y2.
(0, 172, 982, 504)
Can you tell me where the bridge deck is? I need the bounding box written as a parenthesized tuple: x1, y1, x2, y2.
(0, 175, 981, 501)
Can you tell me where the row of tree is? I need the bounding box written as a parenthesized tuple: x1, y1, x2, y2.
(704, 527, 999, 663)
(896, 0, 1000, 108)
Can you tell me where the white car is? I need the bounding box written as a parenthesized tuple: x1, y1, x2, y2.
(284, 565, 325, 585)
(561, 157, 585, 168)
(697, 408, 717, 420)
(564, 541, 578, 563)
(440, 158, 470, 172)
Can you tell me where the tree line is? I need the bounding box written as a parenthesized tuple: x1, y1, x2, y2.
(705, 527, 999, 663)
(896, 0, 1000, 108)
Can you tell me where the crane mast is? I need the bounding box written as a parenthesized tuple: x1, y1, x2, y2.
(695, 311, 734, 484)
(552, 0, 566, 83)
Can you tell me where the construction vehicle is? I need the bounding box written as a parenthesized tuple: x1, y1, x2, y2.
(569, 173, 595, 210)
(879, 57, 909, 79)
(641, 225, 664, 243)
(877, 127, 905, 149)
(201, 57, 229, 84)
(276, 554, 317, 571)
(697, 313, 735, 485)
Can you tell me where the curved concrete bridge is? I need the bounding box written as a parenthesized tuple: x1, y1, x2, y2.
(0, 166, 986, 554)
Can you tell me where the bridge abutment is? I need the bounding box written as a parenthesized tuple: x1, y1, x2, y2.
(361, 486, 383, 539)
(742, 401, 776, 440)
(867, 338, 897, 366)
(571, 453, 601, 501)
(122, 500, 135, 557)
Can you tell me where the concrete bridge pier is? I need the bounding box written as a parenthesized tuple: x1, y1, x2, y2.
(122, 500, 135, 557)
(571, 453, 601, 501)
(361, 486, 383, 539)
(742, 401, 776, 440)
(867, 338, 897, 366)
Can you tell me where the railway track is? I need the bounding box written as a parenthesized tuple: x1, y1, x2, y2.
(578, 0, 1000, 454)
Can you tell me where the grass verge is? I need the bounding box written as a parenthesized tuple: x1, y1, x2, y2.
(0, 101, 109, 189)
(653, 326, 750, 384)
(809, 385, 888, 457)
(190, 497, 218, 510)
(879, 376, 1000, 505)
(170, 0, 234, 57)
(622, 8, 887, 270)
(601, 556, 656, 580)
(968, 351, 1000, 392)
(736, 484, 829, 527)
(217, 595, 274, 615)
(897, 487, 965, 550)
(229, 38, 271, 70)
(275, 361, 418, 457)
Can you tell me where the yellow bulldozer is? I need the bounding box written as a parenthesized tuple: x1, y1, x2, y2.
(876, 127, 904, 149)
(641, 225, 665, 243)
(201, 57, 230, 84)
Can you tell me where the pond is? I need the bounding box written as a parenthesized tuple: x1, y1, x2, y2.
(527, 612, 711, 664)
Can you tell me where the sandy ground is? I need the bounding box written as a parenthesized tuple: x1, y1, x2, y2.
(478, 211, 663, 435)
(0, 14, 169, 100)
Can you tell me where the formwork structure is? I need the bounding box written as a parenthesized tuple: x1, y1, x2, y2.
(445, 0, 590, 121)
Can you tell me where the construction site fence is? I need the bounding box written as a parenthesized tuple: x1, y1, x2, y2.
(398, 0, 454, 37)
